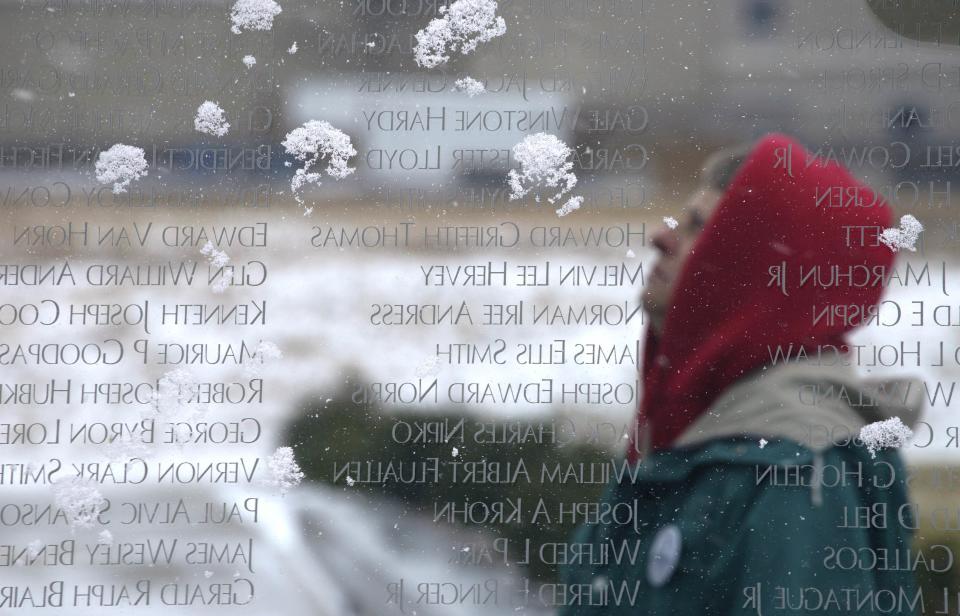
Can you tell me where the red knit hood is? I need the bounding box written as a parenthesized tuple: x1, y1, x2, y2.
(628, 133, 895, 463)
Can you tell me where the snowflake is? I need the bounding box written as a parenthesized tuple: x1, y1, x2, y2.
(860, 417, 913, 458)
(147, 369, 208, 444)
(200, 240, 230, 268)
(95, 144, 148, 194)
(452, 446, 459, 458)
(556, 195, 583, 217)
(453, 77, 486, 97)
(507, 133, 581, 217)
(663, 216, 679, 229)
(98, 530, 114, 545)
(626, 249, 636, 258)
(230, 0, 281, 34)
(345, 476, 356, 487)
(243, 340, 283, 378)
(759, 438, 768, 449)
(282, 120, 357, 209)
(204, 570, 215, 578)
(287, 41, 298, 54)
(194, 101, 231, 137)
(242, 55, 257, 68)
(879, 215, 923, 253)
(266, 447, 305, 496)
(413, 0, 506, 68)
(52, 477, 107, 529)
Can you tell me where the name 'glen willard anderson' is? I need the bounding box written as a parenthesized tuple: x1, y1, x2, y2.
(0, 260, 266, 288)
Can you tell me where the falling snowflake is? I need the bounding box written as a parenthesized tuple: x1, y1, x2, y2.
(453, 77, 486, 97)
(98, 530, 114, 545)
(879, 215, 923, 253)
(507, 133, 581, 217)
(266, 446, 305, 496)
(626, 249, 636, 258)
(204, 570, 215, 579)
(243, 340, 283, 378)
(52, 477, 107, 529)
(860, 417, 913, 458)
(759, 438, 768, 449)
(282, 120, 357, 208)
(194, 101, 231, 137)
(345, 476, 356, 487)
(95, 144, 148, 194)
(242, 55, 257, 68)
(287, 41, 298, 54)
(230, 0, 282, 34)
(413, 0, 506, 68)
(452, 447, 459, 458)
(663, 216, 679, 229)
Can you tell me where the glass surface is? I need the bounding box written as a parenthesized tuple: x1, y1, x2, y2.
(0, 0, 957, 614)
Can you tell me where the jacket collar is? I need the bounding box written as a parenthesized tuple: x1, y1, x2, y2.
(671, 353, 925, 452)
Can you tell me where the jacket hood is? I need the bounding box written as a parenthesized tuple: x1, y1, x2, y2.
(629, 133, 896, 462)
(672, 356, 925, 452)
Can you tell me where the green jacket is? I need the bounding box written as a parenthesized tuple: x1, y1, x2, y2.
(558, 359, 925, 616)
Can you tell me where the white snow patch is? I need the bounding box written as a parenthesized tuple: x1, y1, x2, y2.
(201, 240, 232, 293)
(452, 447, 459, 458)
(194, 101, 231, 137)
(200, 240, 230, 269)
(415, 355, 442, 378)
(880, 215, 923, 253)
(453, 77, 486, 97)
(413, 0, 506, 68)
(266, 446, 305, 496)
(26, 540, 44, 559)
(230, 0, 282, 34)
(507, 133, 581, 217)
(663, 216, 679, 229)
(147, 369, 209, 445)
(860, 417, 913, 458)
(282, 120, 357, 209)
(556, 195, 583, 217)
(243, 340, 283, 378)
(287, 41, 298, 54)
(345, 476, 356, 487)
(759, 438, 768, 449)
(52, 477, 107, 529)
(95, 144, 148, 194)
(242, 54, 257, 68)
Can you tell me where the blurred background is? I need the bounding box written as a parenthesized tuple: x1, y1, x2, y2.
(1, 0, 960, 613)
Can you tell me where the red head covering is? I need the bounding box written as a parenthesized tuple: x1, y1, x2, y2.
(627, 133, 895, 463)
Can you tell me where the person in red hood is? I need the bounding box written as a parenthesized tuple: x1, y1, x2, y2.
(558, 133, 925, 615)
